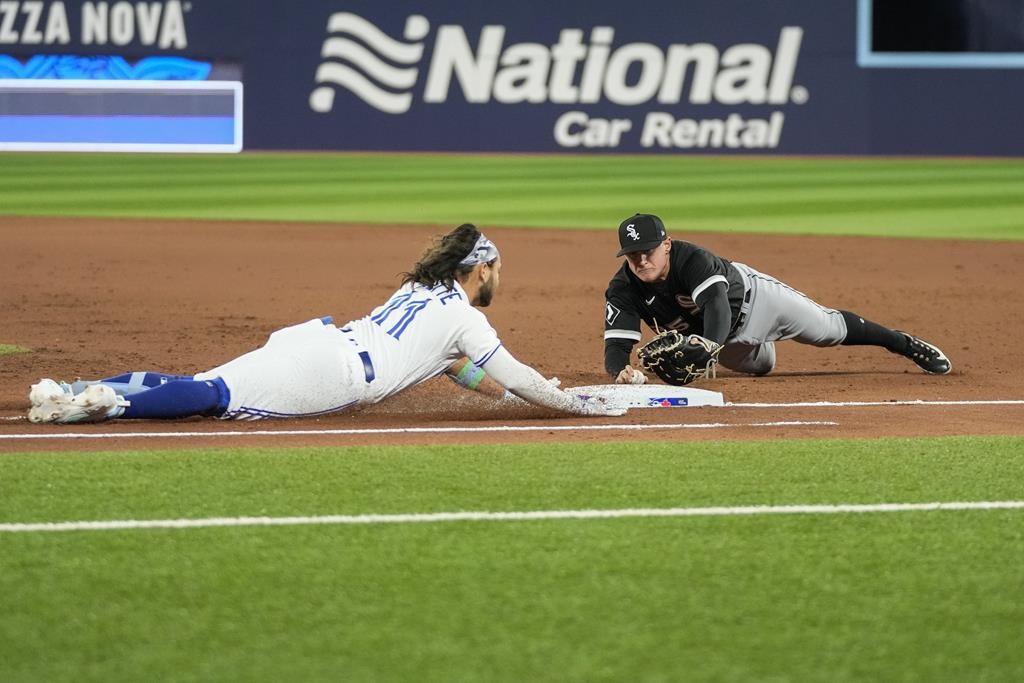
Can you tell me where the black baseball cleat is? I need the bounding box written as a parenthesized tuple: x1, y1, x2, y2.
(894, 332, 952, 375)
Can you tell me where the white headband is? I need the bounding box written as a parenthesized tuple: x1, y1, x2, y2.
(459, 234, 500, 267)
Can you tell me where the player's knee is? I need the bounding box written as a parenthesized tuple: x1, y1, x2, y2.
(719, 342, 775, 375)
(748, 342, 776, 375)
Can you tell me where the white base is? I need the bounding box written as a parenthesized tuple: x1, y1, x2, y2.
(572, 384, 725, 409)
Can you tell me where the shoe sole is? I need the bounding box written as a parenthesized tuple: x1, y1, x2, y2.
(899, 333, 952, 375)
(27, 385, 122, 424)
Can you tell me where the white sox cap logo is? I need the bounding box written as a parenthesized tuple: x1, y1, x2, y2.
(626, 224, 640, 241)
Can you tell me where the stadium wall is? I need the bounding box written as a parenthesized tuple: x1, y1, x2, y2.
(2, 0, 1023, 155)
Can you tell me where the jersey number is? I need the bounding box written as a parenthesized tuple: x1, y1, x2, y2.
(371, 293, 430, 340)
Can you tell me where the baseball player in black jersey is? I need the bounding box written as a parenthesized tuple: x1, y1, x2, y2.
(604, 213, 951, 384)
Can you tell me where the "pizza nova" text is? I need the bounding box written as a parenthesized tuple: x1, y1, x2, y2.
(0, 1, 188, 48)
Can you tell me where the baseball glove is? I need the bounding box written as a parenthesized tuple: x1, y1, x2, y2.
(636, 331, 723, 386)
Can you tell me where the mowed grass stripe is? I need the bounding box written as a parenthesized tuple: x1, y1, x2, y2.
(4, 157, 1023, 194)
(5, 179, 1023, 236)
(2, 436, 1022, 523)
(7, 170, 1022, 204)
(5, 152, 1024, 174)
(1, 153, 1023, 239)
(6, 193, 1018, 237)
(17, 172, 1012, 209)
(693, 207, 1024, 238)
(169, 193, 1022, 237)
(4, 157, 1023, 187)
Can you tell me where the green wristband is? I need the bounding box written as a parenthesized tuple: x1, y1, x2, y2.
(466, 368, 486, 390)
(454, 361, 487, 391)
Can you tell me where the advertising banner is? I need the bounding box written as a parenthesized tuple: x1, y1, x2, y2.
(1, 0, 1022, 155)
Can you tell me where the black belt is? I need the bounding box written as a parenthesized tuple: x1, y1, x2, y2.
(733, 288, 753, 331)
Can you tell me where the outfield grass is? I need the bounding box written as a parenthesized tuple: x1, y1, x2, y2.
(2, 153, 1023, 239)
(2, 436, 1022, 682)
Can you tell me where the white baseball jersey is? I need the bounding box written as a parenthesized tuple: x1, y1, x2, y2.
(197, 280, 591, 419)
(344, 280, 503, 404)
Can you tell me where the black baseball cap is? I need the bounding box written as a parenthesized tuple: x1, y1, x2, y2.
(616, 213, 668, 256)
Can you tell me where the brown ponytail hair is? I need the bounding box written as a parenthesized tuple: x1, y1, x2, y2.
(401, 223, 482, 290)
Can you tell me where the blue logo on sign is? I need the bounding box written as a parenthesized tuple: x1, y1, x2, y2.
(0, 55, 211, 80)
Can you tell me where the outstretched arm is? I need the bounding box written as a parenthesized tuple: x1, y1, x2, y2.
(481, 347, 623, 416)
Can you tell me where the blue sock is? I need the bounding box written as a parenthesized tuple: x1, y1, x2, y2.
(121, 377, 230, 419)
(72, 372, 197, 397)
(100, 372, 194, 387)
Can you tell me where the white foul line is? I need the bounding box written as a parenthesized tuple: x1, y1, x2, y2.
(0, 421, 836, 440)
(2, 398, 1020, 426)
(2, 501, 1021, 534)
(729, 399, 1024, 408)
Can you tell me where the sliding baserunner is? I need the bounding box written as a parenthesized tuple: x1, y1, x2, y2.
(29, 224, 623, 423)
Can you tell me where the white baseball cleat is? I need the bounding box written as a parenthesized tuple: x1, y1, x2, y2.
(28, 384, 128, 424)
(28, 378, 74, 406)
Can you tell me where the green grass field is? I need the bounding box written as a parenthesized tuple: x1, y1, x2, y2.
(2, 437, 1023, 682)
(3, 152, 1023, 681)
(2, 153, 1023, 239)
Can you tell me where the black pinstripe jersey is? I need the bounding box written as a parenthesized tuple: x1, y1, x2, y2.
(604, 240, 746, 342)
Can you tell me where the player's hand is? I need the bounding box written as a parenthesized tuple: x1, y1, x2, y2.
(575, 394, 626, 417)
(615, 365, 647, 385)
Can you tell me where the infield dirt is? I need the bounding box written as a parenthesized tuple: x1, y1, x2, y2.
(2, 217, 1022, 450)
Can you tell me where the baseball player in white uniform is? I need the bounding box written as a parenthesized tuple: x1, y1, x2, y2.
(29, 224, 623, 423)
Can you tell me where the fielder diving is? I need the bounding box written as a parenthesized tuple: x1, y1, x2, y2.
(29, 224, 624, 424)
(605, 213, 952, 385)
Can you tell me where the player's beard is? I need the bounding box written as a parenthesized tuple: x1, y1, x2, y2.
(476, 278, 495, 307)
